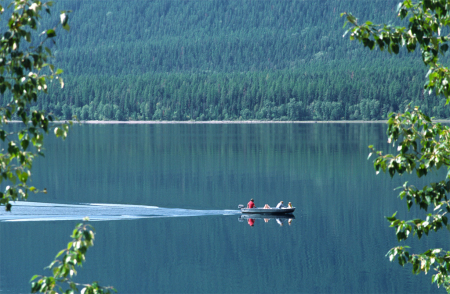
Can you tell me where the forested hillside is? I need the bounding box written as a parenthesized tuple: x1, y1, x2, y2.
(5, 0, 448, 121)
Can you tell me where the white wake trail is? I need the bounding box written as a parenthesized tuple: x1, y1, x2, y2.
(0, 201, 239, 222)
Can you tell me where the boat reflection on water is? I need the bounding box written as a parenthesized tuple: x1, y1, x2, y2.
(239, 214, 295, 227)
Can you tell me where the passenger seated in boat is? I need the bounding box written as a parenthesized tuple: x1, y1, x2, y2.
(264, 204, 271, 209)
(247, 198, 256, 208)
(276, 201, 285, 208)
(288, 202, 293, 208)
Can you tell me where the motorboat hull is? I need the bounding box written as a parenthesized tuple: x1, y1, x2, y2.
(240, 207, 295, 215)
(239, 214, 295, 220)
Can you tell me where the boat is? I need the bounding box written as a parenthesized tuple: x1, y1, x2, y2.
(239, 214, 295, 220)
(238, 204, 295, 215)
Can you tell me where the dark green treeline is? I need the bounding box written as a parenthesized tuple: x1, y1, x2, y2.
(5, 0, 450, 120)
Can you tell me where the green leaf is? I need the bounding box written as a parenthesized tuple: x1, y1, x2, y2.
(21, 139, 29, 150)
(392, 43, 399, 54)
(29, 275, 39, 282)
(60, 13, 68, 26)
(55, 249, 65, 258)
(386, 211, 398, 221)
(19, 172, 28, 183)
(46, 29, 56, 38)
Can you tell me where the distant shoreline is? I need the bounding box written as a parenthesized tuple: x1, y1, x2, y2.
(76, 120, 390, 124)
(8, 119, 450, 124)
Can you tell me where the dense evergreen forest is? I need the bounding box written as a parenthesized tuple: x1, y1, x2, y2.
(5, 0, 449, 121)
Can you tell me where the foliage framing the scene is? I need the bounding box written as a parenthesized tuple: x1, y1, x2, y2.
(31, 219, 116, 294)
(0, 0, 71, 212)
(343, 0, 450, 292)
(0, 1, 115, 293)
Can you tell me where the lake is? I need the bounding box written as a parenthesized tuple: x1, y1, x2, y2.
(0, 123, 446, 293)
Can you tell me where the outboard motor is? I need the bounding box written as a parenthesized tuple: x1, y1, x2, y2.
(238, 204, 244, 209)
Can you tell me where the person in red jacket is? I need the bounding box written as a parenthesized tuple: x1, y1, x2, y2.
(247, 198, 256, 208)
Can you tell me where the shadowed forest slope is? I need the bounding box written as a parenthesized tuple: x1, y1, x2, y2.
(5, 0, 445, 121)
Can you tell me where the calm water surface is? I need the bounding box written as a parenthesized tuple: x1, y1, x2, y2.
(0, 123, 447, 293)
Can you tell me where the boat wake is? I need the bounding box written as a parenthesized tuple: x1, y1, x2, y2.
(0, 201, 239, 222)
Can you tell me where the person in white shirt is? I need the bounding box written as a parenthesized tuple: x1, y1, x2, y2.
(276, 201, 285, 208)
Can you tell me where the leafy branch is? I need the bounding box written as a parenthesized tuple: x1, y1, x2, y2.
(343, 0, 450, 103)
(343, 0, 450, 292)
(0, 1, 115, 292)
(31, 219, 117, 294)
(0, 0, 72, 211)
